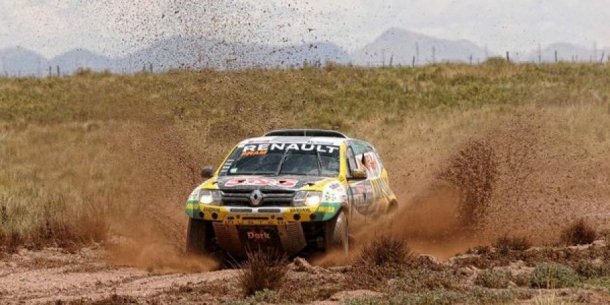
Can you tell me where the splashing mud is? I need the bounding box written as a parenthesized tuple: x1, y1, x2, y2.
(319, 112, 610, 265)
(97, 119, 219, 272)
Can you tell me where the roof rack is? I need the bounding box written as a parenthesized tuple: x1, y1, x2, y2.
(264, 129, 348, 138)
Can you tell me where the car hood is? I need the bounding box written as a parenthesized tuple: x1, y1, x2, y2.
(216, 175, 328, 191)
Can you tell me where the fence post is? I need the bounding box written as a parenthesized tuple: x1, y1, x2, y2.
(56, 65, 60, 76)
(506, 51, 510, 62)
(411, 56, 415, 68)
(554, 50, 558, 63)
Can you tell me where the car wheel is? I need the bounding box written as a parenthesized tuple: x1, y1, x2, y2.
(186, 218, 210, 255)
(324, 210, 349, 255)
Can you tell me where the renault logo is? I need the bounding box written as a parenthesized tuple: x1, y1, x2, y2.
(249, 189, 263, 206)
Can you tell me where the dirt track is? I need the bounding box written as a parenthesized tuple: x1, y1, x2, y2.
(0, 247, 239, 304)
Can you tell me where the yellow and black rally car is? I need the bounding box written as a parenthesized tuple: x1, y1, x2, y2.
(185, 129, 397, 256)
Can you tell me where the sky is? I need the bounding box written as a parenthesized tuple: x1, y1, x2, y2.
(0, 0, 608, 58)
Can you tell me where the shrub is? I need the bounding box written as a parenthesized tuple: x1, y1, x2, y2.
(356, 235, 412, 268)
(474, 270, 513, 288)
(513, 272, 531, 287)
(494, 234, 532, 255)
(238, 249, 288, 296)
(530, 263, 578, 288)
(560, 219, 597, 246)
(574, 260, 610, 278)
(398, 268, 462, 292)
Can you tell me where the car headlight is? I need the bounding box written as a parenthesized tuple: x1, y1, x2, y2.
(293, 191, 322, 207)
(198, 189, 222, 205)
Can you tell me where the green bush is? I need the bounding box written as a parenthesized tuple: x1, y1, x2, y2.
(530, 263, 578, 288)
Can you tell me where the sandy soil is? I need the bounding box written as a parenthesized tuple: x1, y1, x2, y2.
(0, 246, 238, 304)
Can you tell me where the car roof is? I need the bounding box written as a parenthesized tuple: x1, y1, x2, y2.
(238, 135, 347, 147)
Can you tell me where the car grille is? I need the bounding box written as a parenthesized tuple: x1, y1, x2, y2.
(220, 189, 295, 207)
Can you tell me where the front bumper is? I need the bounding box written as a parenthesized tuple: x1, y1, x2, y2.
(212, 222, 307, 256)
(185, 202, 340, 225)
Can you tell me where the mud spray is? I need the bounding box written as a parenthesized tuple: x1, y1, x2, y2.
(317, 112, 610, 266)
(99, 118, 220, 272)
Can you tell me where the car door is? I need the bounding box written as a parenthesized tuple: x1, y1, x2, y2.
(367, 146, 394, 212)
(346, 141, 375, 215)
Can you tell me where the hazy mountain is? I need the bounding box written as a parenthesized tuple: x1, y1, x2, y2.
(50, 49, 115, 74)
(0, 47, 48, 76)
(352, 28, 489, 66)
(119, 36, 350, 72)
(1, 29, 608, 77)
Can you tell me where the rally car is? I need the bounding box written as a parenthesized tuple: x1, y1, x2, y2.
(184, 129, 397, 256)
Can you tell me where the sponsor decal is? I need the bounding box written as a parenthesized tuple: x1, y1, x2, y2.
(224, 178, 298, 188)
(242, 150, 268, 156)
(289, 207, 311, 213)
(247, 231, 271, 240)
(242, 143, 339, 154)
(317, 206, 336, 213)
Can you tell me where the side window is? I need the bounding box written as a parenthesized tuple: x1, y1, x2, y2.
(351, 140, 382, 178)
(346, 146, 359, 176)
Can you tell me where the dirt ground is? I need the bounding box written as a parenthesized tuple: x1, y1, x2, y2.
(0, 246, 237, 304)
(4, 241, 610, 305)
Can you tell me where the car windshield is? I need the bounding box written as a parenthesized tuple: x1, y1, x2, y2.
(222, 143, 340, 177)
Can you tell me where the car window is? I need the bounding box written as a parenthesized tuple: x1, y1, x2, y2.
(346, 146, 359, 176)
(222, 143, 341, 177)
(350, 140, 383, 178)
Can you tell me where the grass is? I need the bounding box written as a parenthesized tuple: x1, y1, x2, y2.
(355, 235, 413, 268)
(346, 289, 515, 305)
(0, 63, 609, 251)
(494, 234, 532, 255)
(238, 249, 288, 296)
(474, 269, 513, 288)
(561, 219, 597, 246)
(530, 263, 579, 288)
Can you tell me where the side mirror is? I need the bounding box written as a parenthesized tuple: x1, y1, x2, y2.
(350, 169, 368, 180)
(201, 166, 215, 179)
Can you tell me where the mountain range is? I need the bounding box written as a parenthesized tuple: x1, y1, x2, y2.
(0, 28, 607, 77)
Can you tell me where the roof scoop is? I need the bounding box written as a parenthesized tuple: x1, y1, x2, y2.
(264, 129, 347, 138)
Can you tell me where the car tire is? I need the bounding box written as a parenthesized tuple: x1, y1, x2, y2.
(186, 218, 210, 255)
(324, 210, 349, 255)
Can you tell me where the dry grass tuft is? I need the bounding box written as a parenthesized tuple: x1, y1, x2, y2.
(494, 234, 532, 255)
(239, 249, 288, 296)
(474, 269, 513, 288)
(560, 219, 597, 246)
(356, 235, 413, 268)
